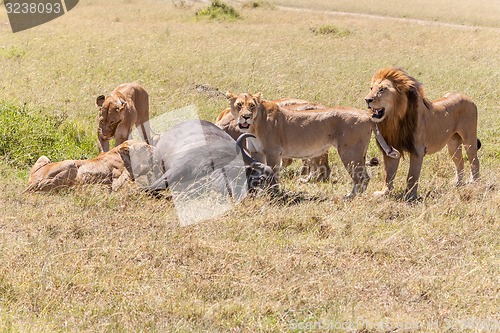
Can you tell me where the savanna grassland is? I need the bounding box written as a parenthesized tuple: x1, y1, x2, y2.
(0, 0, 499, 332)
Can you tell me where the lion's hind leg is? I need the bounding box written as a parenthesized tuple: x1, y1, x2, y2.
(299, 153, 331, 183)
(310, 152, 331, 182)
(463, 136, 480, 182)
(447, 134, 465, 186)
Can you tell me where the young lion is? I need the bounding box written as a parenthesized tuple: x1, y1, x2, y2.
(226, 92, 373, 198)
(24, 140, 154, 193)
(365, 67, 480, 201)
(96, 82, 153, 152)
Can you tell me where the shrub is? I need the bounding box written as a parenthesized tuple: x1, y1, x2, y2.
(310, 24, 351, 37)
(195, 0, 241, 21)
(0, 101, 96, 169)
(242, 0, 275, 9)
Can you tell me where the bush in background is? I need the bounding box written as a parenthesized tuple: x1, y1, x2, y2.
(0, 101, 96, 170)
(195, 0, 241, 21)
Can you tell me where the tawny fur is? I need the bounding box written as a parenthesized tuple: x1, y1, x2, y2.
(96, 82, 152, 152)
(24, 140, 154, 193)
(216, 98, 330, 182)
(226, 92, 372, 197)
(365, 67, 480, 200)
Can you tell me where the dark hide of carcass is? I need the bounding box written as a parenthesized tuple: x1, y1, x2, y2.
(147, 120, 276, 200)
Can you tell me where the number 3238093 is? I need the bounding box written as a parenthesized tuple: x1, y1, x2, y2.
(5, 2, 62, 14)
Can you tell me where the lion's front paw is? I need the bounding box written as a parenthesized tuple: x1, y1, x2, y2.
(374, 189, 389, 197)
(343, 193, 355, 201)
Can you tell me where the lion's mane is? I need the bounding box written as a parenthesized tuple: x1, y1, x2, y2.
(374, 67, 432, 156)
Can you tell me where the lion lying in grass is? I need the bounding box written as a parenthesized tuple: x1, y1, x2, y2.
(226, 92, 372, 198)
(216, 98, 331, 182)
(365, 67, 481, 201)
(24, 140, 154, 192)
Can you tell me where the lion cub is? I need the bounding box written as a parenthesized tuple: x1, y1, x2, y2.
(226, 92, 373, 198)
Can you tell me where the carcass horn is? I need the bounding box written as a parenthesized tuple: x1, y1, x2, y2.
(236, 133, 256, 165)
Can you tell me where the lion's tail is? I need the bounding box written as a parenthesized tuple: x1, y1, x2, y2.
(477, 139, 482, 150)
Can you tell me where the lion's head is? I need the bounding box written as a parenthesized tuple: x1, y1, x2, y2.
(115, 140, 155, 180)
(225, 92, 262, 132)
(365, 67, 431, 154)
(96, 93, 128, 140)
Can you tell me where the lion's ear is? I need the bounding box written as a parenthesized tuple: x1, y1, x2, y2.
(116, 142, 131, 156)
(226, 91, 236, 100)
(33, 156, 50, 170)
(96, 95, 105, 108)
(254, 92, 262, 103)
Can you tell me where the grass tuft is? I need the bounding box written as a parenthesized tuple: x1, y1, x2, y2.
(0, 45, 26, 59)
(310, 24, 351, 37)
(195, 0, 241, 21)
(172, 0, 194, 10)
(242, 0, 276, 9)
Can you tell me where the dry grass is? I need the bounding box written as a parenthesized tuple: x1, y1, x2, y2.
(0, 0, 499, 331)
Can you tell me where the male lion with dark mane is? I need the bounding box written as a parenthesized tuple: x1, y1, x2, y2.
(365, 67, 480, 201)
(226, 92, 372, 198)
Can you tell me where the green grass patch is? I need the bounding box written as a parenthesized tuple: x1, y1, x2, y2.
(0, 101, 96, 170)
(195, 0, 241, 21)
(0, 46, 26, 60)
(310, 24, 351, 37)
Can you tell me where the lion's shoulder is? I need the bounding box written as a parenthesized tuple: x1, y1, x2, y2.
(260, 99, 282, 116)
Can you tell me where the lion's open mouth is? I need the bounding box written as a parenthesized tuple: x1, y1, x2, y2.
(371, 107, 385, 120)
(239, 122, 250, 129)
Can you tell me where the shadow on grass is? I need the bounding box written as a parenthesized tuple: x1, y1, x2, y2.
(267, 188, 328, 206)
(146, 187, 327, 206)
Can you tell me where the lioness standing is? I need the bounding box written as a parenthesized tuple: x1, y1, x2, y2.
(96, 82, 153, 152)
(226, 92, 373, 198)
(215, 98, 331, 181)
